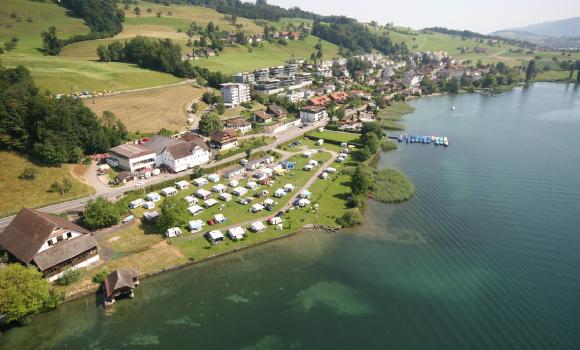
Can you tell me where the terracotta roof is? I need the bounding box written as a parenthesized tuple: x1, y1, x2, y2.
(211, 129, 237, 142)
(109, 143, 154, 159)
(104, 269, 139, 299)
(267, 104, 287, 117)
(33, 234, 98, 271)
(309, 96, 331, 106)
(0, 208, 91, 264)
(330, 92, 349, 101)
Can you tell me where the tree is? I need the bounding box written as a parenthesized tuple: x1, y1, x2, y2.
(447, 77, 460, 93)
(360, 132, 380, 154)
(0, 264, 56, 323)
(216, 101, 225, 114)
(351, 164, 373, 196)
(19, 166, 38, 181)
(48, 178, 72, 196)
(526, 59, 536, 82)
(83, 197, 120, 229)
(156, 196, 189, 233)
(41, 26, 63, 55)
(198, 112, 223, 136)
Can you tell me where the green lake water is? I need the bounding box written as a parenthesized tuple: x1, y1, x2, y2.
(1, 83, 580, 349)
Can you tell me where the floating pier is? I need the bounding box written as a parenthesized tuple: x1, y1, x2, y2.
(395, 134, 449, 147)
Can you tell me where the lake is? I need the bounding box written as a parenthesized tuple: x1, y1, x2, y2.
(2, 83, 580, 350)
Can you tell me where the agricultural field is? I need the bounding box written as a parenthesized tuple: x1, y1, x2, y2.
(85, 84, 207, 133)
(0, 152, 95, 217)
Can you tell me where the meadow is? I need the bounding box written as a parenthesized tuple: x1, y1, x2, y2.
(0, 152, 95, 217)
(85, 84, 206, 132)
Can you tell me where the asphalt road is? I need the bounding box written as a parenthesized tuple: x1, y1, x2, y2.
(0, 120, 327, 232)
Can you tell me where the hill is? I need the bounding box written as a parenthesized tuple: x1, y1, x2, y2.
(494, 17, 580, 38)
(0, 0, 337, 93)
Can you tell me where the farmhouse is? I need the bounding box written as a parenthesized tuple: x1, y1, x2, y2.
(109, 144, 156, 173)
(0, 208, 100, 282)
(300, 106, 328, 124)
(254, 111, 274, 123)
(210, 129, 238, 150)
(267, 104, 287, 118)
(224, 118, 252, 134)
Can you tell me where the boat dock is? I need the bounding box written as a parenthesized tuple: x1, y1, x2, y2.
(394, 134, 450, 147)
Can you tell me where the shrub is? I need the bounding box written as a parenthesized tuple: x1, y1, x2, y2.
(19, 166, 38, 180)
(337, 210, 362, 227)
(92, 268, 110, 284)
(55, 268, 81, 286)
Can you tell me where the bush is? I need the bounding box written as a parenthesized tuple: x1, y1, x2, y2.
(92, 268, 110, 284)
(381, 139, 397, 151)
(55, 268, 81, 286)
(337, 210, 362, 227)
(19, 166, 38, 180)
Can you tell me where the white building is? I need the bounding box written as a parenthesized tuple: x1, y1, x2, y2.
(220, 83, 251, 107)
(286, 90, 306, 103)
(300, 106, 328, 124)
(109, 143, 156, 173)
(145, 136, 210, 173)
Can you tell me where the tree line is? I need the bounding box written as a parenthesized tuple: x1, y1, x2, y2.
(312, 20, 408, 56)
(97, 36, 231, 88)
(0, 64, 127, 164)
(424, 27, 535, 48)
(41, 0, 124, 55)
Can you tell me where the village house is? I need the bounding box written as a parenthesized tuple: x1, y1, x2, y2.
(300, 105, 328, 124)
(109, 143, 156, 173)
(210, 128, 238, 149)
(254, 110, 274, 123)
(267, 104, 287, 118)
(309, 95, 332, 107)
(0, 208, 100, 282)
(330, 91, 349, 103)
(143, 136, 210, 173)
(220, 83, 251, 107)
(286, 90, 306, 103)
(289, 31, 301, 40)
(224, 117, 252, 134)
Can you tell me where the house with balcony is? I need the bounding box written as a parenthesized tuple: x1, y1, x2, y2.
(210, 129, 238, 150)
(0, 208, 100, 282)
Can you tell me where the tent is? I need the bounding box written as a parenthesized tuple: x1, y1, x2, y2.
(251, 203, 265, 213)
(188, 220, 204, 232)
(161, 187, 178, 196)
(228, 226, 245, 240)
(205, 230, 224, 244)
(250, 221, 266, 232)
(204, 198, 219, 208)
(232, 187, 248, 196)
(146, 192, 161, 202)
(166, 227, 182, 238)
(284, 184, 295, 192)
(193, 177, 208, 186)
(175, 180, 190, 190)
(219, 193, 233, 201)
(188, 205, 204, 215)
(207, 173, 220, 182)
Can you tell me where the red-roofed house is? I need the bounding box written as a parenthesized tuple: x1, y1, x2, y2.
(330, 91, 349, 103)
(309, 95, 331, 106)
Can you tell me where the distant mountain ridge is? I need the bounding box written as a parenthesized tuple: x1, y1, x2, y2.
(493, 17, 580, 38)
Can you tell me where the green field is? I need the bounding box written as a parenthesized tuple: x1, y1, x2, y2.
(0, 0, 336, 92)
(0, 152, 95, 217)
(306, 130, 361, 144)
(191, 36, 339, 74)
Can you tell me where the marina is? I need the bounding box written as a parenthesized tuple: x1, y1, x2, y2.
(391, 134, 450, 146)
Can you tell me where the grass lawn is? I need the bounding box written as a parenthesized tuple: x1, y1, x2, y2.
(305, 130, 361, 145)
(0, 152, 95, 217)
(192, 36, 340, 74)
(85, 84, 205, 132)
